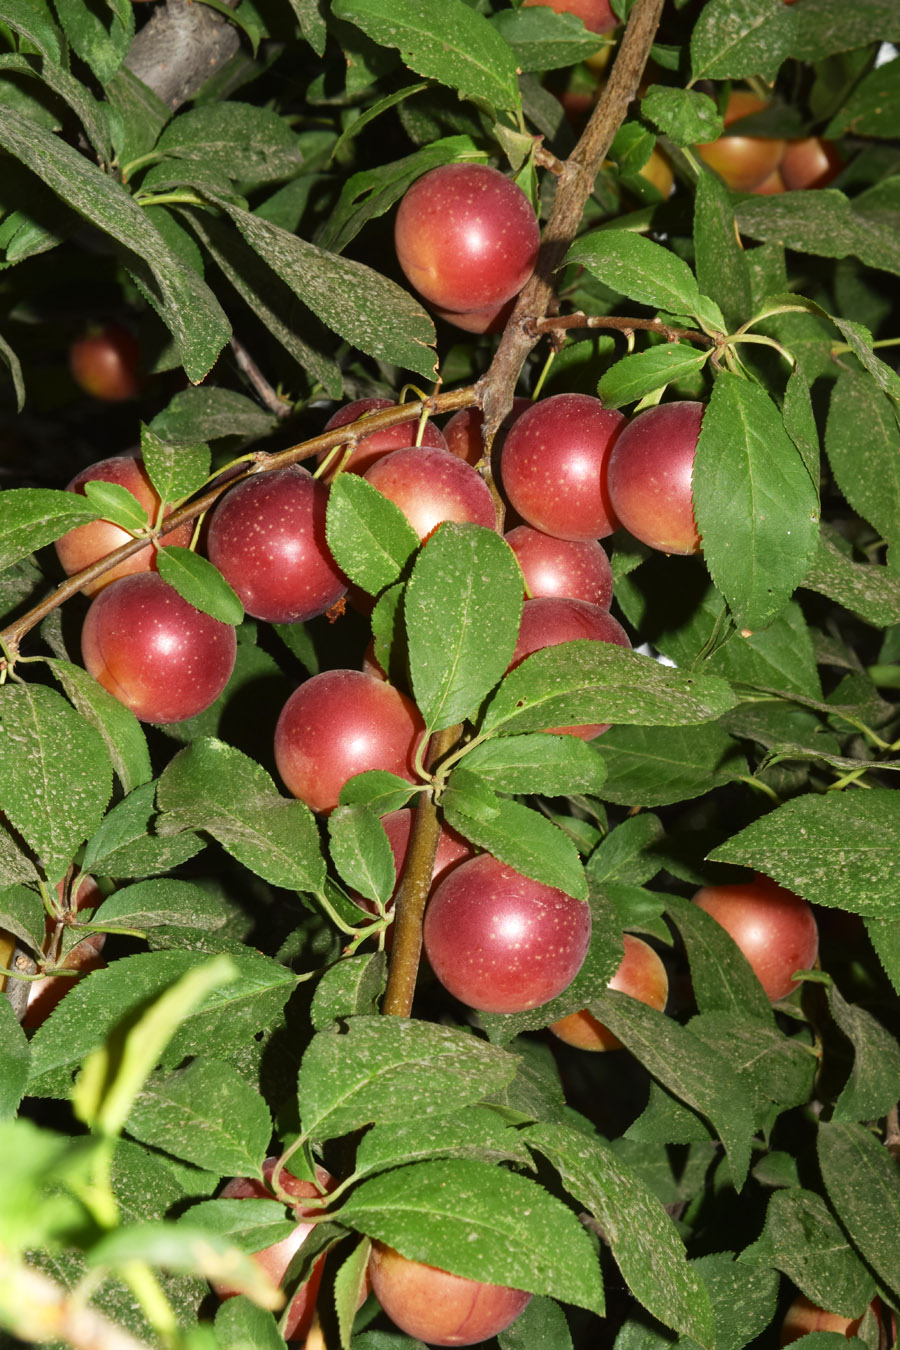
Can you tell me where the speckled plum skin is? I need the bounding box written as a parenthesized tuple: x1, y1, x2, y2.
(353, 808, 472, 944)
(56, 454, 192, 596)
(317, 397, 447, 480)
(81, 573, 237, 724)
(510, 597, 631, 738)
(369, 1242, 532, 1346)
(606, 401, 705, 555)
(274, 670, 427, 814)
(206, 466, 346, 623)
(499, 393, 625, 541)
(215, 1160, 335, 1342)
(443, 399, 531, 468)
(506, 525, 613, 608)
(363, 446, 496, 539)
(550, 933, 669, 1051)
(394, 164, 539, 314)
(522, 0, 618, 34)
(423, 853, 591, 1013)
(693, 874, 819, 1001)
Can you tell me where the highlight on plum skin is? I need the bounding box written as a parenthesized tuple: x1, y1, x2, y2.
(56, 453, 193, 596)
(498, 392, 625, 541)
(505, 525, 613, 608)
(394, 163, 540, 315)
(606, 400, 705, 556)
(368, 1241, 533, 1347)
(550, 933, 669, 1052)
(274, 669, 427, 814)
(692, 874, 820, 1002)
(363, 446, 496, 540)
(206, 464, 346, 624)
(423, 852, 592, 1014)
(80, 573, 237, 725)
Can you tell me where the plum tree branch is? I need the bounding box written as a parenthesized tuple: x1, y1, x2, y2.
(479, 0, 668, 442)
(527, 314, 717, 346)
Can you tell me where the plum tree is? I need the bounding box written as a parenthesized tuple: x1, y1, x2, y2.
(363, 446, 496, 539)
(423, 852, 591, 1013)
(550, 933, 668, 1051)
(368, 1242, 532, 1346)
(68, 324, 141, 401)
(692, 875, 819, 1001)
(56, 453, 193, 595)
(274, 670, 427, 813)
(81, 573, 237, 724)
(317, 397, 447, 480)
(506, 525, 613, 607)
(606, 400, 705, 554)
(510, 596, 631, 737)
(206, 465, 346, 623)
(780, 137, 842, 190)
(394, 163, 540, 314)
(499, 393, 625, 540)
(214, 1160, 335, 1341)
(696, 91, 785, 193)
(522, 0, 617, 35)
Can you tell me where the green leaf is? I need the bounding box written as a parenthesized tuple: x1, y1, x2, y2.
(354, 1107, 531, 1181)
(741, 1187, 876, 1320)
(157, 738, 325, 894)
(665, 894, 774, 1024)
(642, 86, 723, 147)
(206, 195, 437, 379)
(155, 548, 244, 626)
(490, 5, 604, 72)
(596, 722, 746, 808)
(694, 171, 752, 330)
(53, 0, 133, 83)
(590, 990, 756, 1188)
(338, 771, 419, 814)
(82, 784, 204, 881)
(825, 372, 900, 544)
(826, 58, 900, 139)
(88, 879, 226, 933)
(566, 230, 719, 330)
(498, 1295, 574, 1349)
(804, 530, 900, 627)
(525, 1121, 714, 1347)
(789, 0, 900, 61)
(214, 1296, 285, 1349)
(406, 524, 522, 732)
(0, 111, 230, 383)
(694, 373, 820, 631)
(0, 0, 62, 62)
(736, 194, 900, 281)
(326, 473, 419, 596)
(0, 996, 30, 1119)
(689, 1010, 816, 1120)
(87, 1221, 281, 1307)
(782, 363, 821, 498)
(708, 789, 900, 917)
(27, 948, 296, 1098)
(154, 103, 305, 183)
(310, 952, 387, 1029)
(81, 479, 149, 532)
(480, 642, 736, 738)
(691, 0, 796, 83)
(45, 658, 152, 796)
(0, 883, 46, 956)
(126, 1057, 271, 1178)
(336, 1158, 604, 1313)
(459, 733, 608, 797)
(140, 425, 210, 505)
(828, 983, 900, 1124)
(443, 790, 588, 900)
(150, 387, 277, 445)
(0, 683, 112, 884)
(0, 487, 100, 571)
(328, 805, 395, 908)
(332, 0, 521, 115)
(818, 1121, 900, 1305)
(296, 1017, 518, 1143)
(598, 345, 710, 409)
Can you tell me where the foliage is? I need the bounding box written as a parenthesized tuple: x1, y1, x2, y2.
(1, 0, 900, 1346)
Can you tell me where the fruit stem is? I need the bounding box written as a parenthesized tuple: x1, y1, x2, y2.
(382, 724, 462, 1016)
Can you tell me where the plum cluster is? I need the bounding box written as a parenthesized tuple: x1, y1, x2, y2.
(697, 90, 842, 196)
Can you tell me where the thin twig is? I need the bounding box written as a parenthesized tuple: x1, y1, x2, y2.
(229, 335, 293, 420)
(527, 313, 716, 345)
